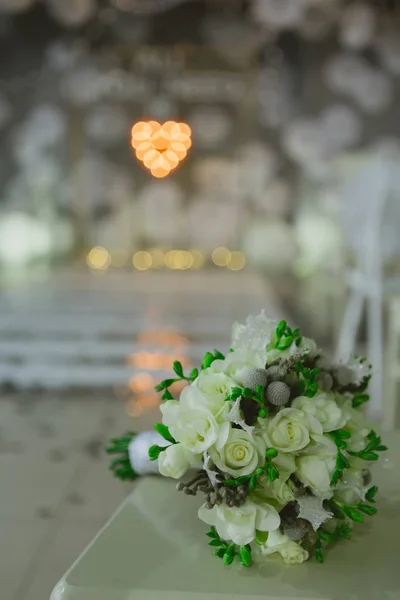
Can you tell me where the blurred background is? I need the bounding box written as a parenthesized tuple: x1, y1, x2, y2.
(0, 1, 399, 598)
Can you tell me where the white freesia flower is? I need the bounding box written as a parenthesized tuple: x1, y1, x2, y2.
(193, 369, 236, 415)
(265, 407, 322, 453)
(260, 530, 309, 564)
(296, 435, 337, 497)
(198, 500, 280, 546)
(158, 444, 192, 479)
(209, 428, 260, 477)
(292, 393, 350, 432)
(231, 311, 277, 357)
(160, 400, 229, 455)
(211, 348, 265, 386)
(334, 468, 366, 505)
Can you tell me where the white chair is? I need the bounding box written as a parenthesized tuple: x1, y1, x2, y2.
(335, 154, 400, 421)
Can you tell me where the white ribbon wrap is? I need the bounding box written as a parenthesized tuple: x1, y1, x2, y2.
(128, 431, 165, 476)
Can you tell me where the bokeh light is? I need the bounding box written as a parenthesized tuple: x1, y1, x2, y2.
(86, 246, 111, 270)
(131, 120, 191, 178)
(212, 246, 231, 267)
(148, 247, 165, 269)
(227, 251, 246, 271)
(133, 250, 152, 270)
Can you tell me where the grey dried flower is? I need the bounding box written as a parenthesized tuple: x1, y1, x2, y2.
(266, 365, 282, 382)
(242, 368, 268, 391)
(283, 518, 308, 541)
(267, 381, 290, 406)
(177, 469, 248, 508)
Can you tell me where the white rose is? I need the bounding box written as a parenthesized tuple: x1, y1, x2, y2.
(211, 349, 265, 386)
(193, 369, 236, 416)
(198, 500, 280, 546)
(161, 400, 228, 455)
(257, 478, 295, 509)
(158, 444, 192, 479)
(209, 428, 260, 477)
(260, 530, 309, 564)
(265, 408, 322, 453)
(334, 468, 365, 505)
(296, 436, 337, 497)
(292, 393, 349, 432)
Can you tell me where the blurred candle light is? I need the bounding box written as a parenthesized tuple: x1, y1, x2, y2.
(227, 251, 246, 271)
(189, 248, 205, 269)
(86, 246, 111, 270)
(212, 246, 231, 267)
(133, 250, 152, 270)
(148, 248, 165, 269)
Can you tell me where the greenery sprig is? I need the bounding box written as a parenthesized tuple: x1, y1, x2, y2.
(348, 430, 387, 461)
(224, 448, 279, 488)
(154, 360, 199, 400)
(296, 360, 320, 398)
(328, 429, 351, 486)
(201, 349, 225, 370)
(271, 320, 302, 351)
(315, 523, 352, 563)
(206, 526, 252, 567)
(106, 432, 137, 481)
(148, 423, 177, 461)
(352, 392, 369, 408)
(332, 498, 377, 523)
(224, 385, 268, 418)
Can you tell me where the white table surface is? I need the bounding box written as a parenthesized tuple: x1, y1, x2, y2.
(51, 431, 400, 600)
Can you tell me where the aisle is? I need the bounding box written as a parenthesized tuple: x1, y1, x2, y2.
(0, 268, 285, 600)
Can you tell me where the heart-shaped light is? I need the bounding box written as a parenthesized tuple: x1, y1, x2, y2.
(131, 120, 192, 178)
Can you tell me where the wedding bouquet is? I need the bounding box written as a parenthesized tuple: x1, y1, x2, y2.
(107, 312, 386, 568)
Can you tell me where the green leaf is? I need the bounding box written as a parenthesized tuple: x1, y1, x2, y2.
(255, 531, 268, 545)
(335, 429, 351, 440)
(330, 469, 342, 487)
(223, 544, 236, 565)
(377, 444, 388, 451)
(258, 408, 268, 418)
(318, 529, 334, 543)
(173, 360, 184, 377)
(239, 545, 252, 567)
(255, 467, 265, 476)
(213, 349, 225, 360)
(336, 452, 350, 470)
(276, 320, 287, 339)
(358, 504, 377, 516)
(201, 352, 215, 370)
(153, 423, 176, 444)
(352, 394, 370, 408)
(266, 464, 279, 482)
(206, 527, 217, 539)
(154, 378, 177, 392)
(190, 368, 199, 379)
(334, 438, 348, 450)
(162, 389, 174, 400)
(356, 451, 379, 461)
(214, 547, 226, 558)
(337, 523, 352, 539)
(265, 447, 278, 459)
(365, 485, 378, 503)
(209, 539, 223, 547)
(148, 444, 167, 461)
(224, 476, 249, 486)
(277, 335, 293, 350)
(315, 540, 324, 564)
(342, 506, 364, 523)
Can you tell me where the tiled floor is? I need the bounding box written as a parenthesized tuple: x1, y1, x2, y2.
(0, 269, 284, 600)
